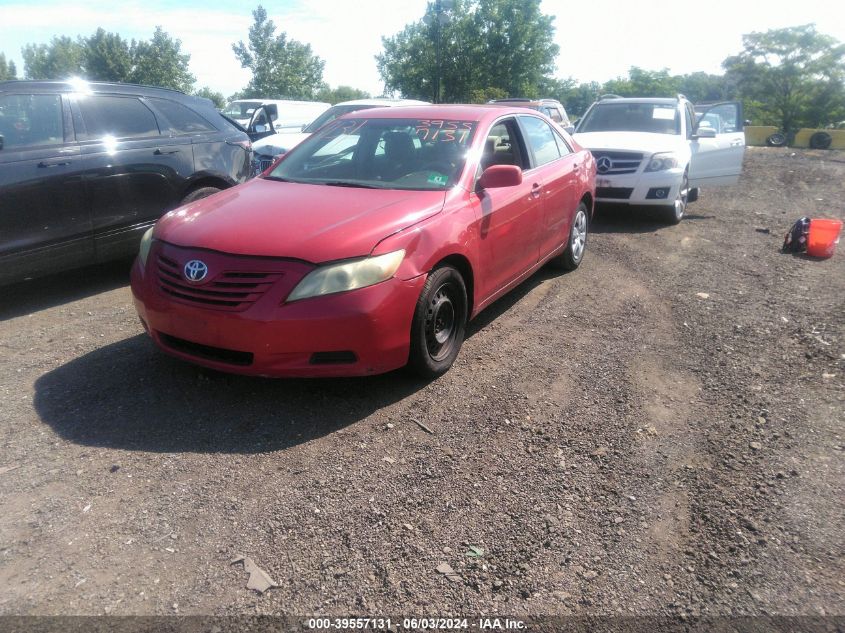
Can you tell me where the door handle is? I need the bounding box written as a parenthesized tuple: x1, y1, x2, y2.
(37, 160, 70, 168)
(530, 183, 542, 198)
(153, 148, 180, 155)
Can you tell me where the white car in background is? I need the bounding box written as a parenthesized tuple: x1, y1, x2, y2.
(222, 99, 330, 134)
(251, 98, 429, 173)
(573, 95, 745, 223)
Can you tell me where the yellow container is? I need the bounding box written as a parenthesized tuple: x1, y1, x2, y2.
(744, 126, 779, 146)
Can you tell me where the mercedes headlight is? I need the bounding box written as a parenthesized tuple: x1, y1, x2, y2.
(644, 153, 679, 172)
(287, 250, 405, 302)
(138, 227, 154, 267)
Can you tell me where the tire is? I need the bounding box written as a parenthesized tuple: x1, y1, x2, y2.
(659, 170, 688, 225)
(809, 131, 832, 150)
(551, 201, 588, 270)
(180, 186, 222, 205)
(766, 133, 787, 147)
(408, 266, 468, 379)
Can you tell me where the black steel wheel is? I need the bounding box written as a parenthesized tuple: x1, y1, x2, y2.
(809, 131, 832, 150)
(408, 266, 467, 378)
(766, 133, 787, 147)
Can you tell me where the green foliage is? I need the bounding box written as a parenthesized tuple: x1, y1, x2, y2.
(377, 0, 558, 102)
(0, 53, 17, 80)
(232, 5, 325, 99)
(194, 86, 226, 109)
(83, 28, 132, 82)
(130, 27, 195, 92)
(723, 24, 845, 130)
(19, 27, 195, 93)
(315, 85, 371, 104)
(22, 36, 85, 79)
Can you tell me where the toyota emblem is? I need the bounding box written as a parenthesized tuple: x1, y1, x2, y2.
(184, 259, 209, 282)
(596, 156, 613, 174)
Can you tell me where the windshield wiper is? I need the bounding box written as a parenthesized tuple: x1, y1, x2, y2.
(321, 180, 385, 189)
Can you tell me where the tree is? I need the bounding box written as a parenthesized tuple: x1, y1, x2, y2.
(22, 36, 85, 79)
(723, 24, 845, 130)
(83, 28, 132, 82)
(194, 86, 226, 109)
(0, 53, 16, 80)
(377, 0, 558, 102)
(233, 5, 325, 99)
(315, 85, 371, 104)
(130, 27, 195, 92)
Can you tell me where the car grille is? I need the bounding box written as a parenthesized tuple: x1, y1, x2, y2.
(596, 187, 634, 200)
(158, 332, 254, 366)
(156, 254, 283, 311)
(591, 151, 644, 174)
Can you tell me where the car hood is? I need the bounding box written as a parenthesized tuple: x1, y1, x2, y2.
(252, 132, 310, 156)
(155, 178, 446, 263)
(572, 131, 685, 154)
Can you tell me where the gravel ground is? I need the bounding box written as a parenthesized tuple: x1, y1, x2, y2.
(0, 147, 842, 625)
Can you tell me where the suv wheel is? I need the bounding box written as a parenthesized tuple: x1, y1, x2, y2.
(660, 171, 688, 225)
(180, 186, 222, 205)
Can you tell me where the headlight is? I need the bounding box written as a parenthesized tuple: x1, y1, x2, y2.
(287, 250, 405, 302)
(138, 227, 154, 267)
(644, 153, 680, 172)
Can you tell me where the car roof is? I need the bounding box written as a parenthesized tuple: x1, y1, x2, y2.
(335, 98, 430, 107)
(341, 104, 549, 123)
(595, 97, 680, 106)
(0, 79, 186, 97)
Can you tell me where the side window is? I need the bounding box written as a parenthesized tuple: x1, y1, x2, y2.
(148, 98, 215, 135)
(706, 103, 740, 133)
(519, 115, 562, 167)
(0, 94, 64, 149)
(548, 107, 563, 123)
(552, 129, 572, 156)
(77, 96, 160, 140)
(480, 118, 528, 171)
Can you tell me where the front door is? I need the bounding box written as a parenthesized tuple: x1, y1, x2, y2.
(689, 101, 746, 187)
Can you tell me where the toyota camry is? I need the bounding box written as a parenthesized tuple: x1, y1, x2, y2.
(131, 105, 596, 378)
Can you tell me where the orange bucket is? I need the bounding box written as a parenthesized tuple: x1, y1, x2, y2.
(806, 218, 842, 258)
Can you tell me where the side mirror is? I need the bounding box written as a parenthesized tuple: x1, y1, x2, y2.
(693, 127, 716, 139)
(254, 124, 268, 133)
(477, 164, 523, 190)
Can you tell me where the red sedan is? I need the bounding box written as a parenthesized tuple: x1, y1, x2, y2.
(131, 105, 596, 378)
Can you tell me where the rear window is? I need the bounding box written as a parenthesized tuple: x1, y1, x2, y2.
(578, 103, 680, 135)
(149, 98, 215, 135)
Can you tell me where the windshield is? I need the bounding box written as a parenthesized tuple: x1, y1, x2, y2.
(578, 102, 680, 135)
(267, 117, 477, 190)
(303, 104, 381, 133)
(222, 101, 261, 119)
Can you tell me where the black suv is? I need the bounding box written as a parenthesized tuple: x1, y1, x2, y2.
(0, 80, 252, 285)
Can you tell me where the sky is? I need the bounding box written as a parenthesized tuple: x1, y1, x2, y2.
(1, 0, 844, 100)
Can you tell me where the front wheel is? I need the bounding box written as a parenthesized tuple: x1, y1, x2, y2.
(408, 266, 468, 378)
(659, 171, 688, 225)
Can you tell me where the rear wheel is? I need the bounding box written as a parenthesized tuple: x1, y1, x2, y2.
(551, 201, 588, 270)
(408, 266, 467, 378)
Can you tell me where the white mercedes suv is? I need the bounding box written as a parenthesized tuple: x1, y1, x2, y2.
(573, 95, 745, 223)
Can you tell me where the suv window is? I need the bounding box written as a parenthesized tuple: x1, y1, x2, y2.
(578, 102, 680, 135)
(520, 116, 562, 166)
(149, 98, 215, 135)
(77, 95, 160, 140)
(0, 94, 63, 149)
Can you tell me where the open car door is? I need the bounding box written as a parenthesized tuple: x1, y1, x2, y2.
(688, 102, 745, 187)
(245, 104, 278, 142)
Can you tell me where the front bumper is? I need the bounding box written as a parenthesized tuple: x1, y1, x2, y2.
(130, 243, 425, 377)
(595, 167, 684, 206)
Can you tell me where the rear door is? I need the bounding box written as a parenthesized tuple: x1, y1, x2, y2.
(0, 91, 92, 283)
(688, 101, 746, 187)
